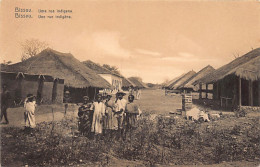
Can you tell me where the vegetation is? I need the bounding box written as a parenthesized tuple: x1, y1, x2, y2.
(1, 114, 259, 166)
(20, 39, 49, 61)
(102, 64, 120, 75)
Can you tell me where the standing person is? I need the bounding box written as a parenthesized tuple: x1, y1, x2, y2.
(1, 84, 11, 124)
(129, 86, 133, 96)
(91, 94, 106, 139)
(103, 93, 118, 138)
(24, 94, 37, 129)
(136, 88, 142, 100)
(125, 95, 141, 136)
(78, 96, 93, 137)
(114, 91, 127, 139)
(63, 91, 71, 115)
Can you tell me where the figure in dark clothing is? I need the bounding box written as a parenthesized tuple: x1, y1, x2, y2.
(78, 96, 93, 137)
(1, 84, 11, 124)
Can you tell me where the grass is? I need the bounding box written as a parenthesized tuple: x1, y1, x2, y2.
(1, 113, 260, 166)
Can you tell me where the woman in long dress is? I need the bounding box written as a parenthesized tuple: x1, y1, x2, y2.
(103, 94, 118, 137)
(24, 94, 37, 129)
(91, 94, 106, 136)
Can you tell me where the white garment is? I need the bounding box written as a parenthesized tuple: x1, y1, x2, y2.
(24, 101, 36, 128)
(91, 102, 106, 134)
(114, 98, 127, 116)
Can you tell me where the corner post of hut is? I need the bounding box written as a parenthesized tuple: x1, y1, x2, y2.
(238, 76, 242, 108)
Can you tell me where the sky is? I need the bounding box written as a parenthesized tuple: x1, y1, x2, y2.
(0, 0, 259, 83)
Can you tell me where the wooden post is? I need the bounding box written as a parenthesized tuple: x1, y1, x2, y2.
(258, 80, 260, 106)
(238, 77, 241, 107)
(249, 80, 253, 106)
(206, 84, 208, 99)
(199, 83, 202, 99)
(94, 88, 97, 100)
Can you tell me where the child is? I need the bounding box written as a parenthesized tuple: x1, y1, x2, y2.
(24, 94, 37, 129)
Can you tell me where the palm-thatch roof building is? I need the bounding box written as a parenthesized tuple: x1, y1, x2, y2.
(177, 65, 215, 99)
(169, 70, 196, 90)
(164, 73, 186, 89)
(4, 49, 111, 103)
(128, 77, 148, 88)
(197, 48, 260, 108)
(179, 65, 215, 91)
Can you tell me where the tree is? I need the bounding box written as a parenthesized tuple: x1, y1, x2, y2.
(102, 64, 120, 74)
(21, 39, 48, 61)
(2, 60, 12, 65)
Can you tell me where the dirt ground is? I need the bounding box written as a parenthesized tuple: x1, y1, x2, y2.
(1, 89, 181, 128)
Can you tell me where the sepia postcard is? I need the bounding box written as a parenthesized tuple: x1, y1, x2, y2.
(0, 0, 260, 166)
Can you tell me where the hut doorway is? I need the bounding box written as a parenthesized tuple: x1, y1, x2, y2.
(14, 73, 24, 106)
(37, 76, 45, 104)
(241, 79, 249, 106)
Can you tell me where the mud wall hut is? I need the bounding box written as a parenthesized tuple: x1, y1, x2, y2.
(4, 49, 111, 103)
(1, 71, 64, 104)
(169, 70, 196, 90)
(179, 65, 215, 99)
(198, 48, 260, 109)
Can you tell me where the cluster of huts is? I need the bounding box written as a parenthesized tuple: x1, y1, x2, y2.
(1, 48, 147, 104)
(165, 48, 260, 109)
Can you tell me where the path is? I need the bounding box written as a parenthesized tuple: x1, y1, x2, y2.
(0, 104, 78, 128)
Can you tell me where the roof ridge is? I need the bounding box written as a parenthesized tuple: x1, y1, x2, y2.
(50, 52, 91, 86)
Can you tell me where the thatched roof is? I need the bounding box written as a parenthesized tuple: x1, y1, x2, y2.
(178, 65, 215, 90)
(198, 48, 260, 84)
(83, 60, 122, 78)
(128, 77, 148, 88)
(122, 77, 136, 87)
(165, 73, 186, 88)
(4, 49, 111, 88)
(169, 70, 196, 89)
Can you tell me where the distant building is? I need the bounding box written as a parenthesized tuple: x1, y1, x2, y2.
(83, 60, 123, 92)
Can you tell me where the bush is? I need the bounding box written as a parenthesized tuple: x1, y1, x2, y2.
(1, 115, 260, 166)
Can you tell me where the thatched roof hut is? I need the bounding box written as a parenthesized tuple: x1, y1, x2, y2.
(178, 65, 215, 91)
(196, 48, 260, 108)
(198, 48, 260, 84)
(122, 77, 136, 88)
(169, 70, 196, 89)
(164, 73, 186, 89)
(128, 77, 148, 88)
(4, 49, 111, 88)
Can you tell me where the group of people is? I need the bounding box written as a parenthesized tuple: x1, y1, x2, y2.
(129, 87, 142, 100)
(1, 83, 142, 139)
(78, 91, 142, 140)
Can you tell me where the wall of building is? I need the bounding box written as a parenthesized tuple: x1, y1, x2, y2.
(99, 74, 122, 91)
(1, 72, 64, 105)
